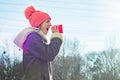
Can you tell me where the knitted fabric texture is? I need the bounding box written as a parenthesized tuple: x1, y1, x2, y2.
(24, 5, 51, 27)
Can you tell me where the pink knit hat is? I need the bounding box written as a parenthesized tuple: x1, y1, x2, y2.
(24, 5, 51, 28)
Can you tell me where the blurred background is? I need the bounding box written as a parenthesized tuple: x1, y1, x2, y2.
(0, 0, 120, 80)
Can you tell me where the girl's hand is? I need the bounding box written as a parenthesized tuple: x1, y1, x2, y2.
(51, 25, 59, 33)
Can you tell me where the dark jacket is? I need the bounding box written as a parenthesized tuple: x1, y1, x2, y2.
(22, 32, 62, 80)
(14, 27, 63, 80)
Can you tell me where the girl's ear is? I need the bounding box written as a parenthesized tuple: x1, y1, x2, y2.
(37, 24, 41, 29)
(35, 24, 41, 30)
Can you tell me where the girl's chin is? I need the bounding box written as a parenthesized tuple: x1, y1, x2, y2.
(44, 31, 48, 35)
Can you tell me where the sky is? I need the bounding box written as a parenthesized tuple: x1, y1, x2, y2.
(0, 0, 120, 57)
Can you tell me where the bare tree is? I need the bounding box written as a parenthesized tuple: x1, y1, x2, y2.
(52, 36, 84, 80)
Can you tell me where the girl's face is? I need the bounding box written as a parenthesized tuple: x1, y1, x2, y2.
(40, 19, 51, 35)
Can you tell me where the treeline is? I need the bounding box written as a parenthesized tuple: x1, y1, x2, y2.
(52, 48, 120, 80)
(0, 37, 120, 80)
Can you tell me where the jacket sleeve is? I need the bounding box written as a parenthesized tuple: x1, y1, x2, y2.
(23, 32, 62, 61)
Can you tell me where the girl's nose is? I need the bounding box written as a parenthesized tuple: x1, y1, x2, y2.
(49, 23, 52, 26)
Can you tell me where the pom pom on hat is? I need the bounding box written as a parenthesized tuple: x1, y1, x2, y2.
(24, 5, 51, 28)
(24, 6, 36, 19)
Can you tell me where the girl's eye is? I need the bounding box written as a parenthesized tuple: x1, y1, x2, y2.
(46, 20, 50, 23)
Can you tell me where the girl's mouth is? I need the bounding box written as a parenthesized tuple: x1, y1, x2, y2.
(46, 28, 49, 31)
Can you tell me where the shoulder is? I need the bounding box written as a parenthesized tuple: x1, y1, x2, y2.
(27, 31, 42, 40)
(23, 31, 43, 48)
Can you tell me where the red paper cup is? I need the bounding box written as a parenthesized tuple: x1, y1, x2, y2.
(58, 25, 63, 33)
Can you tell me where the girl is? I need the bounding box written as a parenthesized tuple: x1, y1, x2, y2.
(14, 5, 63, 80)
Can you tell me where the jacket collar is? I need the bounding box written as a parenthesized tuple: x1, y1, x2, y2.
(36, 30, 48, 43)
